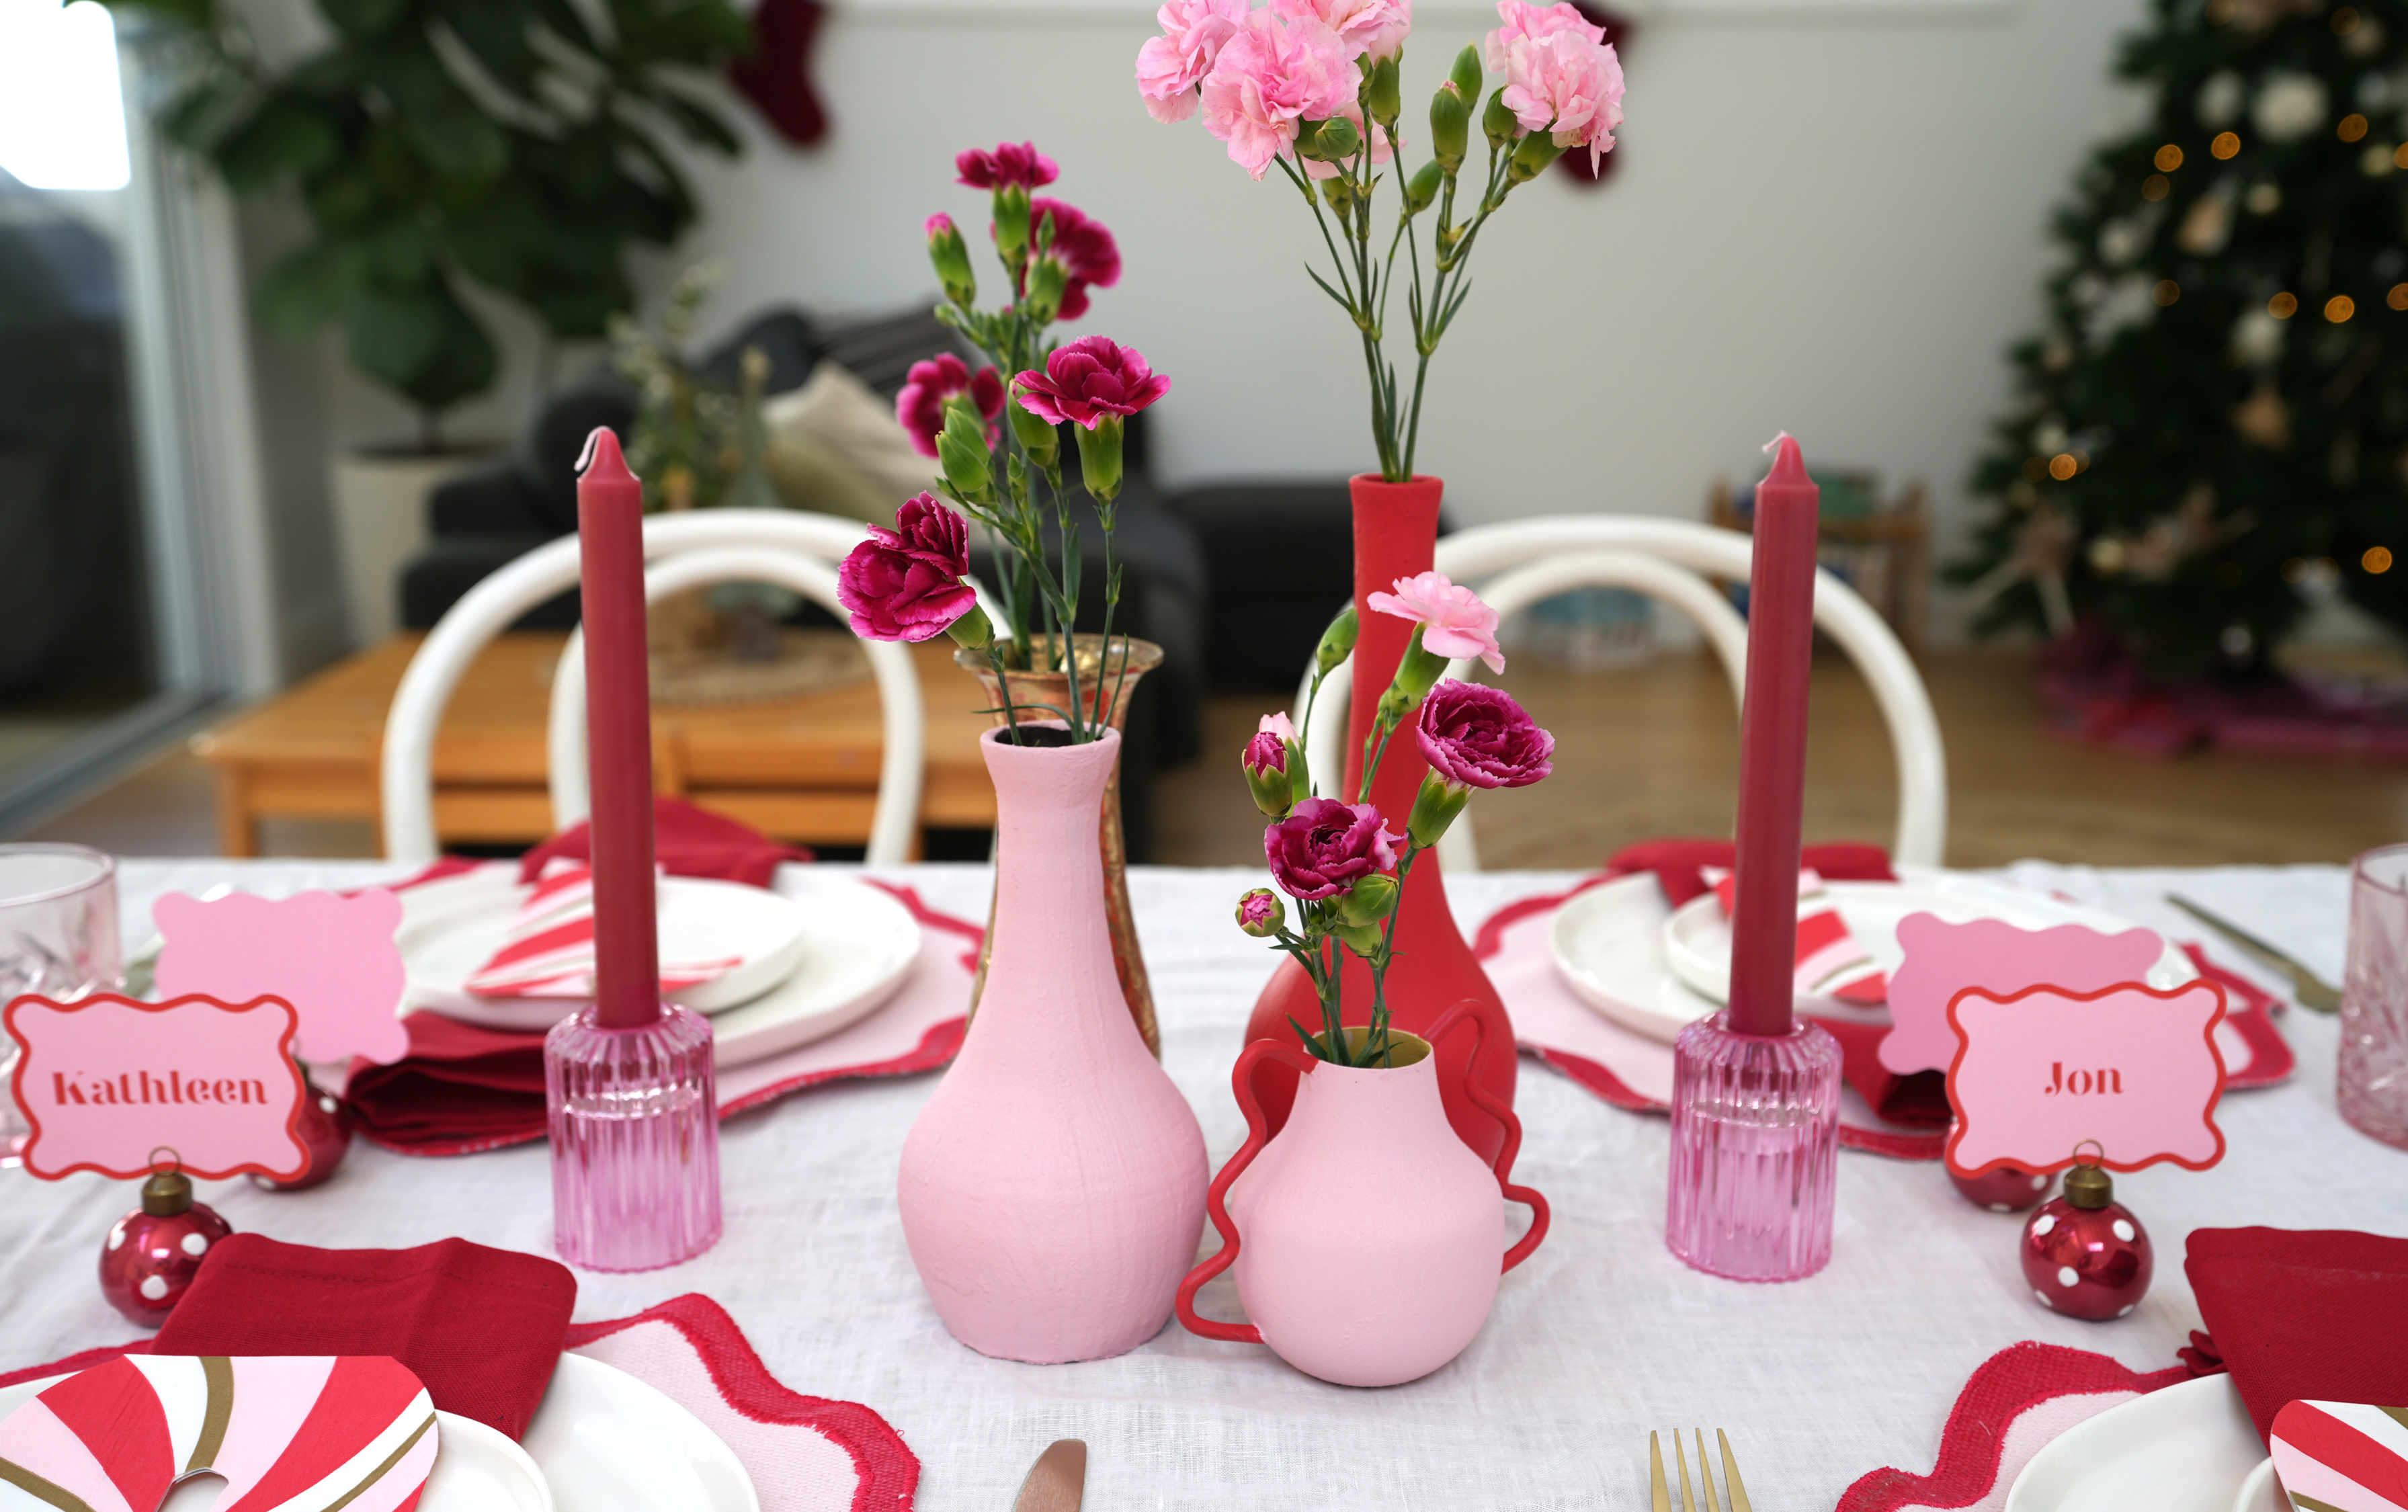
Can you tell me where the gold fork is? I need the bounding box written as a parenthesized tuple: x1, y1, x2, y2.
(1649, 1429, 1753, 1512)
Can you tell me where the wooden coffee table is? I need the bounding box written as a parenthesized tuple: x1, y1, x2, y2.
(192, 633, 997, 857)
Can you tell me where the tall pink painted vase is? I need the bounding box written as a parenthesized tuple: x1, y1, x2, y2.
(897, 724, 1208, 1363)
(1175, 1007, 1549, 1388)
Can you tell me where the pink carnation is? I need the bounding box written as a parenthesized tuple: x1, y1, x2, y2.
(1482, 0, 1601, 72)
(1013, 337, 1171, 430)
(1366, 571, 1505, 674)
(1498, 28, 1623, 170)
(1199, 9, 1361, 181)
(1028, 198, 1122, 320)
(836, 494, 978, 642)
(1273, 0, 1411, 62)
(895, 353, 1005, 460)
(956, 142, 1058, 190)
(1259, 710, 1298, 743)
(1137, 0, 1246, 124)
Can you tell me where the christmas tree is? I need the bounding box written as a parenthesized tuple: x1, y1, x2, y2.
(1958, 0, 2408, 677)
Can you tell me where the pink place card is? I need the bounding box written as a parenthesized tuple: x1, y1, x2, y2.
(1883, 913, 2170, 1076)
(1944, 980, 2229, 1178)
(153, 889, 409, 1065)
(5, 993, 310, 1181)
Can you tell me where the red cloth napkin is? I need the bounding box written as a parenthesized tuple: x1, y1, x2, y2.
(147, 1235, 575, 1440)
(346, 1013, 549, 1153)
(519, 794, 811, 888)
(2186, 1226, 2408, 1445)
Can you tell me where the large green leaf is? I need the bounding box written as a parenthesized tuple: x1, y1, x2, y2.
(444, 188, 547, 288)
(429, 0, 540, 100)
(345, 278, 497, 414)
(212, 95, 340, 192)
(645, 85, 740, 157)
(321, 0, 411, 38)
(254, 239, 364, 338)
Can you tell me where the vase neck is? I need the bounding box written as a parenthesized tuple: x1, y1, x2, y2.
(981, 725, 1121, 974)
(1290, 1052, 1446, 1146)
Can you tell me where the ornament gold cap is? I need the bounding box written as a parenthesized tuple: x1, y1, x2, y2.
(2064, 1140, 2112, 1210)
(141, 1148, 192, 1216)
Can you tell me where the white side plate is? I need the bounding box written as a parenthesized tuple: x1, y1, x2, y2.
(1659, 866, 2199, 1014)
(2004, 1373, 2266, 1512)
(1546, 872, 1722, 1044)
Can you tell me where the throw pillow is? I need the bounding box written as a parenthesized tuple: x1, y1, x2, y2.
(762, 362, 938, 507)
(763, 429, 903, 526)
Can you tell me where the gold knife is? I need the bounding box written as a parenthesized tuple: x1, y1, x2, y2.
(1011, 1439, 1085, 1512)
(2166, 894, 2342, 1012)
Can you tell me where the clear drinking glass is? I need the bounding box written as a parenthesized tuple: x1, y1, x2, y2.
(0, 844, 122, 1167)
(2340, 843, 2408, 1151)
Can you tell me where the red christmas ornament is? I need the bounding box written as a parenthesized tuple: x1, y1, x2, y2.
(251, 1076, 351, 1192)
(1952, 1163, 2054, 1212)
(2019, 1154, 2151, 1321)
(98, 1162, 233, 1328)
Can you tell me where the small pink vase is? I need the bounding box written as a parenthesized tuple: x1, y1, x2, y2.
(897, 724, 1208, 1363)
(1175, 1006, 1549, 1388)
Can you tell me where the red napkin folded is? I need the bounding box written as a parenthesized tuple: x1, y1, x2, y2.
(520, 795, 811, 888)
(346, 1013, 549, 1153)
(148, 1235, 576, 1440)
(2186, 1226, 2408, 1446)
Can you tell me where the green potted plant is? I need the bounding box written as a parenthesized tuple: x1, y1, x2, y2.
(108, 0, 751, 640)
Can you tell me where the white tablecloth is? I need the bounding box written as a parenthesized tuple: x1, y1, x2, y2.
(3, 859, 2399, 1510)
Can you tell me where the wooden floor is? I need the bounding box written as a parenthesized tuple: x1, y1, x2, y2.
(1154, 649, 2408, 871)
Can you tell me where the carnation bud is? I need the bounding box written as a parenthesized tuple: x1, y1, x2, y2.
(1366, 57, 1401, 129)
(1508, 129, 1564, 183)
(938, 405, 993, 499)
(1315, 605, 1360, 676)
(1449, 43, 1483, 101)
(1242, 732, 1293, 818)
(1334, 872, 1399, 927)
(1385, 624, 1448, 706)
(1311, 114, 1361, 162)
(1407, 769, 1471, 849)
(1321, 174, 1355, 214)
(992, 185, 1032, 261)
(1429, 84, 1470, 173)
(1482, 89, 1519, 151)
(945, 601, 995, 651)
(1026, 255, 1067, 325)
(1333, 919, 1388, 956)
(1073, 412, 1126, 505)
(1007, 382, 1061, 470)
(1236, 887, 1286, 938)
(925, 213, 976, 309)
(1403, 161, 1443, 216)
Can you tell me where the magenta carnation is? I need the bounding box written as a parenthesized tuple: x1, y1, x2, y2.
(835, 494, 978, 642)
(1012, 337, 1171, 431)
(1265, 796, 1401, 900)
(1028, 198, 1122, 321)
(895, 353, 1005, 460)
(1243, 727, 1288, 778)
(956, 142, 1059, 190)
(1137, 0, 1247, 124)
(1415, 680, 1554, 790)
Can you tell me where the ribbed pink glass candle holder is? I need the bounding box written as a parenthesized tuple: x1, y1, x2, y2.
(545, 1001, 722, 1272)
(1665, 1010, 1841, 1282)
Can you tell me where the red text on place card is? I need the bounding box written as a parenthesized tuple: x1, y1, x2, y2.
(5, 993, 310, 1181)
(1944, 979, 2228, 1178)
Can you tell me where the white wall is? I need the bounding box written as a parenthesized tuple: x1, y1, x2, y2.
(321, 0, 2152, 642)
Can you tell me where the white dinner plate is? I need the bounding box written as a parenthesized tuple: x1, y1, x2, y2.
(0, 1380, 550, 1512)
(394, 869, 919, 1065)
(2003, 1373, 2268, 1512)
(400, 874, 811, 1027)
(0, 1355, 754, 1512)
(524, 1354, 757, 1512)
(1547, 872, 1720, 1044)
(1658, 865, 2198, 1013)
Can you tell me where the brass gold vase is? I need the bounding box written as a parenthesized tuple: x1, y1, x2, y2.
(955, 634, 1162, 1056)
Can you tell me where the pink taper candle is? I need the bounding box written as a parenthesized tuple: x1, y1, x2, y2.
(1726, 431, 1820, 1038)
(576, 427, 662, 1030)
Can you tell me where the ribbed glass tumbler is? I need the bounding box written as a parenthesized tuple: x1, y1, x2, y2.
(2341, 843, 2408, 1151)
(1666, 1011, 1842, 1282)
(545, 1002, 722, 1271)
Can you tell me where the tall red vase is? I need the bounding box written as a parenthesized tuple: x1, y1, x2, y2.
(1242, 474, 1523, 1176)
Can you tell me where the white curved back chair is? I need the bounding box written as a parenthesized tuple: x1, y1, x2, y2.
(1296, 517, 1946, 871)
(381, 509, 926, 866)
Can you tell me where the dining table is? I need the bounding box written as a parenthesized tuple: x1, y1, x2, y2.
(1, 855, 2397, 1510)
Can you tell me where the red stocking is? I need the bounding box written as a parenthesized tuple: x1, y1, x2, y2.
(729, 0, 829, 148)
